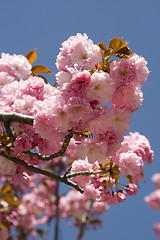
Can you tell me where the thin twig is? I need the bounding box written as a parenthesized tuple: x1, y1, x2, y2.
(42, 218, 52, 240)
(54, 166, 61, 240)
(63, 165, 72, 177)
(66, 169, 108, 179)
(4, 122, 15, 141)
(24, 129, 74, 160)
(77, 200, 92, 240)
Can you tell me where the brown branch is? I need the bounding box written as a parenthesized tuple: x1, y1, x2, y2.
(24, 129, 74, 160)
(0, 150, 84, 193)
(63, 165, 72, 177)
(54, 166, 61, 240)
(0, 112, 34, 125)
(77, 200, 92, 240)
(66, 169, 108, 178)
(4, 122, 15, 141)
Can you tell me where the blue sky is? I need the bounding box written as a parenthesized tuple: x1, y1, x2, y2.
(1, 0, 160, 239)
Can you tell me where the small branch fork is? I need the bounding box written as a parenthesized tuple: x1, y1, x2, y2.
(0, 112, 108, 194)
(0, 112, 73, 160)
(0, 150, 108, 194)
(0, 150, 84, 193)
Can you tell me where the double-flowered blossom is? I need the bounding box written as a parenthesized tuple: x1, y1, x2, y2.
(113, 132, 153, 183)
(56, 33, 102, 71)
(1, 53, 32, 80)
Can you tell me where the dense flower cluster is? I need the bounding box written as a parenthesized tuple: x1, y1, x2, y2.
(0, 33, 153, 239)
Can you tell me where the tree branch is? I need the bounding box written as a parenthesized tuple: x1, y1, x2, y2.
(0, 150, 84, 193)
(54, 165, 61, 240)
(4, 122, 15, 141)
(0, 112, 34, 125)
(66, 169, 108, 178)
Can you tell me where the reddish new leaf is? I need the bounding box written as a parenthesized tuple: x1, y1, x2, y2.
(25, 48, 37, 64)
(32, 65, 54, 75)
(97, 42, 108, 51)
(109, 38, 132, 56)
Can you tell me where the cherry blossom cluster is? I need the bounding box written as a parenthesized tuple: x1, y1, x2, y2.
(0, 33, 154, 239)
(145, 173, 160, 239)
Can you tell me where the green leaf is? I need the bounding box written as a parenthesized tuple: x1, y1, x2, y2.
(32, 65, 54, 75)
(25, 48, 37, 64)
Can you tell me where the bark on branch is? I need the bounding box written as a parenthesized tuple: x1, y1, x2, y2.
(0, 112, 34, 125)
(0, 150, 84, 193)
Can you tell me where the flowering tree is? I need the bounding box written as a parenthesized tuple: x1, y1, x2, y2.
(0, 33, 154, 240)
(145, 174, 160, 238)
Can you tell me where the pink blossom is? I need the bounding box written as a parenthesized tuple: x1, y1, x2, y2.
(152, 173, 160, 189)
(153, 222, 160, 239)
(117, 190, 127, 202)
(34, 111, 56, 139)
(126, 183, 138, 195)
(12, 94, 36, 115)
(0, 155, 17, 175)
(18, 76, 45, 100)
(100, 130, 123, 156)
(70, 70, 91, 93)
(121, 132, 154, 165)
(37, 134, 63, 155)
(76, 139, 108, 163)
(65, 96, 92, 123)
(71, 40, 102, 70)
(145, 189, 160, 210)
(110, 107, 132, 134)
(112, 84, 143, 111)
(60, 188, 89, 217)
(92, 201, 109, 214)
(118, 152, 143, 177)
(87, 106, 112, 135)
(0, 80, 19, 110)
(56, 33, 102, 71)
(128, 54, 149, 85)
(109, 58, 136, 87)
(83, 184, 101, 199)
(56, 71, 73, 87)
(1, 53, 31, 80)
(86, 71, 115, 104)
(0, 72, 15, 86)
(106, 192, 119, 205)
(0, 226, 9, 240)
(13, 134, 33, 153)
(71, 158, 93, 188)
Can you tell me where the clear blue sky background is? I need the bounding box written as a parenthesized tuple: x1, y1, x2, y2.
(1, 0, 160, 239)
